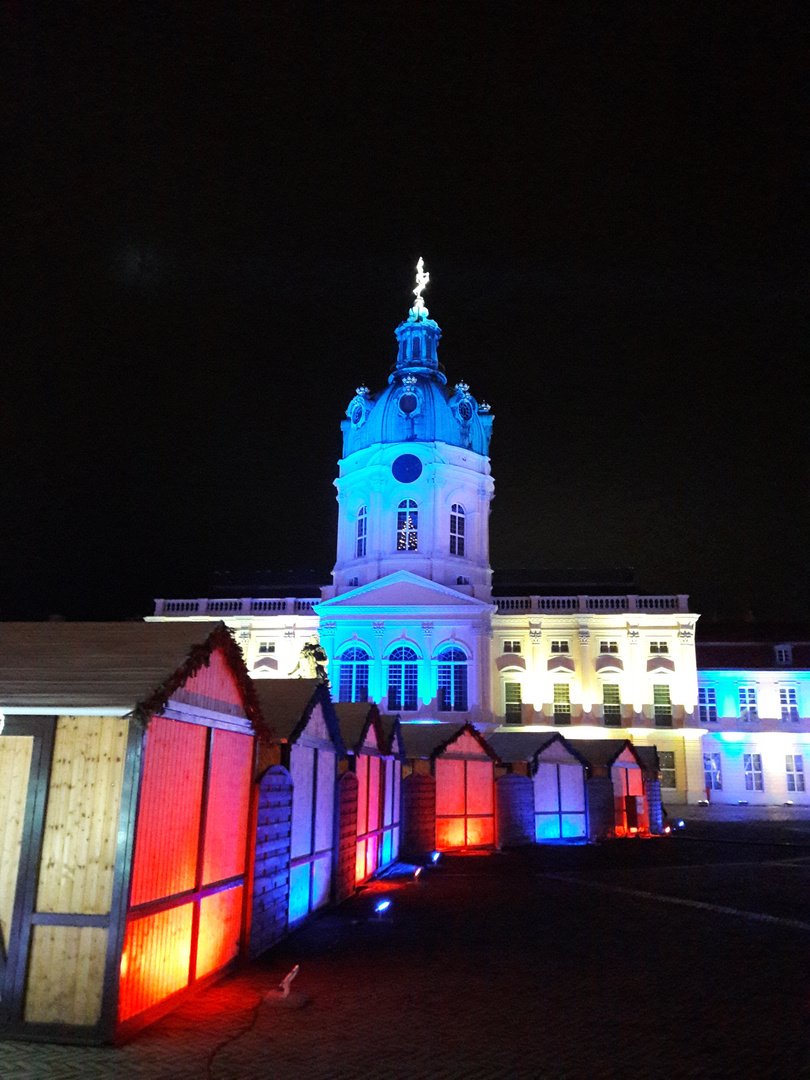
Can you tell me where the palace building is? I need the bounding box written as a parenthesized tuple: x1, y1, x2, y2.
(151, 262, 809, 808)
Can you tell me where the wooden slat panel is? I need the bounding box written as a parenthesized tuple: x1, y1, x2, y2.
(36, 717, 128, 915)
(202, 730, 253, 885)
(24, 925, 107, 1026)
(118, 903, 193, 1022)
(181, 648, 244, 707)
(195, 885, 242, 979)
(129, 718, 206, 907)
(0, 736, 34, 956)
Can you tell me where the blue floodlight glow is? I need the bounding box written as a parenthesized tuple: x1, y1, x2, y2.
(375, 899, 391, 914)
(431, 851, 440, 863)
(677, 820, 685, 828)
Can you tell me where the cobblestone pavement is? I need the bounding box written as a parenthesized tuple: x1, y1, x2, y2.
(1, 825, 807, 1080)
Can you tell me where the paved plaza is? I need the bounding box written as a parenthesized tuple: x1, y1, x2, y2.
(2, 822, 807, 1080)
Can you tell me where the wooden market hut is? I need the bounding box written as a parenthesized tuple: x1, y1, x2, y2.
(574, 740, 652, 838)
(251, 679, 346, 937)
(400, 722, 500, 854)
(333, 703, 404, 886)
(0, 622, 263, 1045)
(489, 731, 590, 844)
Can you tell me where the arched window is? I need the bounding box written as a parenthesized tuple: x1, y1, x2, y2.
(437, 647, 468, 712)
(450, 503, 465, 556)
(397, 500, 418, 551)
(337, 647, 370, 703)
(387, 646, 419, 711)
(356, 505, 367, 558)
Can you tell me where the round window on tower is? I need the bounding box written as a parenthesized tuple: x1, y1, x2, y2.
(351, 403, 365, 425)
(458, 399, 473, 422)
(399, 393, 418, 415)
(391, 454, 423, 484)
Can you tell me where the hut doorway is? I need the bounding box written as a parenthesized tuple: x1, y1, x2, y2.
(533, 760, 588, 841)
(612, 757, 646, 835)
(434, 757, 495, 849)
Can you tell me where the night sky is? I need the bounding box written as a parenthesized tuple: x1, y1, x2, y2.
(4, 3, 805, 622)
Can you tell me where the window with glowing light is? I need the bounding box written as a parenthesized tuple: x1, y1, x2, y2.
(396, 500, 418, 551)
(337, 647, 370, 703)
(780, 687, 799, 722)
(786, 754, 805, 792)
(504, 681, 522, 724)
(738, 687, 758, 721)
(744, 753, 763, 791)
(602, 683, 621, 726)
(653, 684, 672, 727)
(703, 752, 722, 791)
(698, 687, 717, 722)
(553, 684, 571, 725)
(437, 647, 468, 712)
(356, 506, 367, 558)
(658, 750, 677, 789)
(551, 640, 570, 654)
(450, 504, 465, 556)
(387, 646, 419, 711)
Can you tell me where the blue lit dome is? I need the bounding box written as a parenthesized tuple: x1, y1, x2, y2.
(342, 301, 493, 459)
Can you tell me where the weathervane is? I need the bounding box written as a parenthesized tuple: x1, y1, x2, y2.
(412, 257, 429, 312)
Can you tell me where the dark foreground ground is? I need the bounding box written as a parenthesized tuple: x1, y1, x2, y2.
(2, 820, 808, 1080)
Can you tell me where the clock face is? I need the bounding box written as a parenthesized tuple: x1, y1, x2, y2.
(391, 453, 423, 483)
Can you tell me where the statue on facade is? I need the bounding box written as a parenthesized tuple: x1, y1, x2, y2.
(288, 637, 328, 682)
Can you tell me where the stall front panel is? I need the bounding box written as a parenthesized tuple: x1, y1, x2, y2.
(434, 731, 495, 849)
(534, 761, 588, 840)
(354, 745, 401, 883)
(288, 702, 337, 925)
(611, 748, 648, 835)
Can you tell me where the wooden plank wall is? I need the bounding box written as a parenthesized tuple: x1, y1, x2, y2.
(249, 766, 292, 959)
(24, 716, 128, 1026)
(0, 736, 34, 958)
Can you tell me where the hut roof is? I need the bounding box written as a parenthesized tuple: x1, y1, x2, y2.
(333, 702, 381, 753)
(252, 678, 345, 753)
(632, 744, 660, 774)
(572, 739, 645, 772)
(399, 721, 499, 762)
(379, 714, 406, 760)
(489, 730, 591, 768)
(0, 621, 261, 726)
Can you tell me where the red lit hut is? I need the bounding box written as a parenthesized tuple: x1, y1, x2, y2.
(250, 679, 346, 939)
(489, 731, 590, 844)
(574, 740, 656, 838)
(0, 622, 262, 1045)
(399, 722, 500, 855)
(333, 703, 404, 888)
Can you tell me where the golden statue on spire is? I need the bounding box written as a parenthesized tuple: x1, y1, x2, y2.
(412, 257, 429, 312)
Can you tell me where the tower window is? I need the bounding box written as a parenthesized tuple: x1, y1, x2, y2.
(397, 500, 418, 551)
(437, 647, 468, 712)
(653, 684, 672, 727)
(450, 503, 465, 557)
(356, 505, 367, 558)
(337, 647, 370, 703)
(387, 646, 419, 711)
(553, 684, 571, 725)
(602, 684, 621, 726)
(504, 682, 522, 724)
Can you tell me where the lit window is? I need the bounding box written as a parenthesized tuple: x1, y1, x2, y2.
(551, 640, 570, 654)
(450, 504, 465, 557)
(503, 640, 521, 654)
(650, 641, 669, 654)
(437, 647, 468, 712)
(387, 646, 418, 711)
(602, 684, 621, 727)
(653, 684, 672, 727)
(504, 682, 522, 724)
(356, 506, 367, 558)
(337, 647, 370, 703)
(703, 753, 722, 791)
(396, 500, 418, 551)
(738, 687, 758, 721)
(744, 753, 763, 791)
(659, 750, 677, 789)
(786, 754, 805, 792)
(599, 641, 619, 654)
(553, 684, 571, 726)
(780, 688, 799, 722)
(698, 687, 717, 722)
(258, 642, 276, 654)
(775, 645, 793, 666)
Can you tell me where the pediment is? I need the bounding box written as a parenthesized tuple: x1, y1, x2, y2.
(316, 571, 493, 612)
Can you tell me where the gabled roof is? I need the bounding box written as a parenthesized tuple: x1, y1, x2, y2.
(252, 678, 346, 753)
(333, 701, 388, 755)
(573, 739, 646, 773)
(0, 621, 262, 728)
(379, 714, 406, 761)
(632, 745, 660, 774)
(399, 721, 500, 762)
(488, 730, 589, 769)
(316, 570, 494, 613)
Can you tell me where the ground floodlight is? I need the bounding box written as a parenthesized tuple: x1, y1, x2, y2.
(375, 899, 391, 915)
(414, 867, 422, 881)
(677, 820, 685, 828)
(431, 851, 440, 863)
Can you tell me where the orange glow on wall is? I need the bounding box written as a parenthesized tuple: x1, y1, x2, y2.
(435, 757, 495, 849)
(202, 730, 253, 885)
(196, 885, 243, 980)
(129, 718, 206, 907)
(118, 903, 193, 1022)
